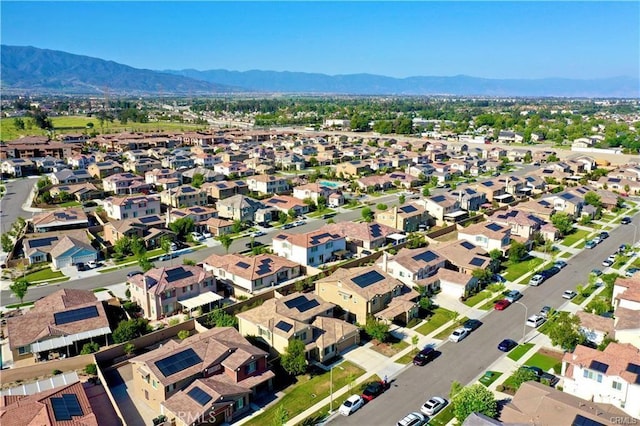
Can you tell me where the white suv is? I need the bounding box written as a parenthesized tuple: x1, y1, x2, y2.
(529, 274, 544, 286)
(526, 315, 545, 328)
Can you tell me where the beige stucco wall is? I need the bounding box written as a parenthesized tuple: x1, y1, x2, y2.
(316, 282, 368, 324)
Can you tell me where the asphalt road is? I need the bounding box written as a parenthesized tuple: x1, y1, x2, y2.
(0, 178, 38, 235)
(331, 211, 640, 426)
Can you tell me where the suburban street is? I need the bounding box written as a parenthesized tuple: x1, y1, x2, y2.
(0, 177, 39, 235)
(331, 210, 640, 426)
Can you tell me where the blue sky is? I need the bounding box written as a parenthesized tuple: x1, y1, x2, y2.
(2, 2, 638, 79)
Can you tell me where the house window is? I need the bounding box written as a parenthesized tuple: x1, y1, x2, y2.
(308, 257, 315, 264)
(310, 246, 318, 253)
(245, 361, 257, 375)
(324, 344, 336, 356)
(166, 383, 176, 392)
(298, 332, 307, 340)
(18, 345, 31, 355)
(597, 374, 603, 383)
(152, 380, 157, 389)
(612, 381, 622, 391)
(234, 397, 245, 411)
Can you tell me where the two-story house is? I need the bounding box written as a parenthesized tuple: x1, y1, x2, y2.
(202, 253, 302, 295)
(447, 187, 487, 212)
(160, 185, 208, 208)
(246, 175, 289, 195)
(102, 172, 151, 195)
(87, 160, 124, 178)
(475, 179, 509, 203)
(487, 208, 546, 240)
(375, 203, 431, 232)
(131, 327, 274, 422)
(103, 215, 174, 249)
(543, 191, 585, 218)
(50, 169, 93, 185)
(103, 195, 161, 220)
(215, 195, 265, 222)
(378, 247, 445, 288)
(315, 266, 419, 325)
(128, 265, 219, 320)
(612, 275, 640, 348)
(562, 342, 640, 419)
(124, 156, 162, 174)
(272, 229, 346, 267)
(420, 194, 464, 224)
(263, 195, 309, 216)
(31, 208, 89, 233)
(323, 221, 400, 252)
(457, 221, 511, 254)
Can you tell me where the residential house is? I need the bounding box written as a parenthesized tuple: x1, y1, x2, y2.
(323, 221, 400, 252)
(523, 175, 547, 194)
(124, 156, 162, 174)
(87, 161, 124, 178)
(272, 228, 346, 267)
(612, 275, 640, 348)
(49, 182, 101, 202)
(213, 161, 253, 177)
(594, 176, 640, 195)
(31, 209, 89, 233)
(293, 183, 341, 205)
(576, 311, 615, 345)
(315, 266, 419, 324)
(457, 221, 511, 254)
(237, 292, 359, 362)
(487, 208, 547, 240)
(246, 175, 289, 195)
(506, 148, 530, 162)
(5, 289, 110, 363)
(181, 166, 221, 184)
(131, 327, 274, 420)
(22, 230, 96, 267)
(103, 215, 174, 249)
(50, 169, 93, 185)
(335, 160, 371, 178)
(421, 194, 464, 223)
(263, 195, 309, 216)
(476, 179, 510, 203)
(447, 187, 486, 212)
(501, 381, 627, 426)
(102, 172, 151, 195)
(543, 191, 585, 217)
(378, 247, 445, 291)
(202, 217, 235, 237)
(498, 130, 516, 143)
(170, 206, 218, 232)
(103, 195, 161, 220)
(128, 265, 219, 320)
(192, 153, 222, 168)
(375, 203, 431, 232)
(1, 158, 35, 177)
(145, 168, 182, 189)
(162, 155, 194, 170)
(561, 342, 640, 419)
(274, 152, 306, 171)
(160, 185, 208, 208)
(202, 180, 249, 200)
(202, 252, 302, 294)
(67, 153, 95, 169)
(216, 195, 266, 222)
(499, 175, 526, 196)
(433, 240, 491, 275)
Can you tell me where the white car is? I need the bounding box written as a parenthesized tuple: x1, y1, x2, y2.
(420, 396, 447, 416)
(339, 394, 364, 416)
(190, 232, 205, 242)
(562, 290, 577, 300)
(448, 327, 469, 343)
(202, 231, 212, 239)
(294, 220, 306, 227)
(397, 412, 426, 426)
(86, 260, 98, 269)
(251, 231, 266, 237)
(526, 315, 546, 328)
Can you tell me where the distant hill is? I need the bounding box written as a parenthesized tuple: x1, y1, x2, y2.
(0, 45, 239, 95)
(165, 69, 640, 98)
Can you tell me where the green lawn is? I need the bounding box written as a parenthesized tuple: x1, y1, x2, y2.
(428, 404, 455, 426)
(502, 257, 544, 282)
(572, 283, 600, 305)
(523, 352, 562, 374)
(243, 361, 365, 426)
(415, 307, 457, 336)
(479, 293, 508, 311)
(559, 252, 572, 259)
(434, 317, 469, 340)
(507, 343, 534, 361)
(22, 267, 65, 282)
(59, 201, 81, 207)
(478, 371, 503, 387)
(463, 290, 494, 307)
(395, 348, 419, 365)
(561, 229, 590, 247)
(114, 248, 164, 265)
(307, 209, 336, 218)
(369, 338, 409, 357)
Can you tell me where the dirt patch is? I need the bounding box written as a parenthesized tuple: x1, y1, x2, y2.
(537, 348, 564, 361)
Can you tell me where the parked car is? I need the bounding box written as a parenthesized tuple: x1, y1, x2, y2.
(526, 315, 546, 328)
(621, 216, 632, 225)
(599, 231, 609, 240)
(602, 258, 614, 267)
(448, 327, 470, 343)
(540, 266, 560, 278)
(282, 223, 294, 229)
(505, 290, 522, 303)
(202, 231, 212, 239)
(420, 397, 447, 417)
(498, 338, 518, 352)
(76, 263, 87, 271)
(591, 269, 603, 276)
(462, 319, 482, 331)
(339, 395, 364, 416)
(494, 299, 511, 310)
(562, 290, 577, 300)
(413, 347, 436, 366)
(592, 236, 602, 245)
(585, 240, 597, 249)
(246, 240, 264, 249)
(361, 381, 387, 402)
(190, 232, 205, 242)
(251, 231, 266, 237)
(170, 242, 178, 251)
(554, 260, 567, 269)
(521, 365, 544, 379)
(492, 273, 507, 283)
(540, 306, 552, 318)
(87, 260, 98, 269)
(126, 270, 143, 278)
(529, 274, 545, 286)
(617, 244, 628, 254)
(293, 220, 306, 227)
(397, 412, 426, 426)
(625, 267, 640, 277)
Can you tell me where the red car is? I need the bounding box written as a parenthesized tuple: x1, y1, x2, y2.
(494, 299, 511, 310)
(361, 381, 387, 402)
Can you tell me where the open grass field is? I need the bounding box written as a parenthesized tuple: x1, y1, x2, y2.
(0, 116, 208, 141)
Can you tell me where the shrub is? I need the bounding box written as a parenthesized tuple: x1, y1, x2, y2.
(84, 364, 98, 375)
(52, 369, 62, 375)
(80, 342, 100, 354)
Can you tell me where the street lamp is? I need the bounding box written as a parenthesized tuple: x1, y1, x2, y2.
(514, 301, 528, 343)
(329, 364, 334, 413)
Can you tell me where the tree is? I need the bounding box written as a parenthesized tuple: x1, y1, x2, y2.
(449, 381, 463, 399)
(361, 207, 374, 222)
(138, 256, 154, 272)
(511, 367, 539, 390)
(548, 153, 559, 162)
(422, 187, 430, 197)
(406, 232, 426, 249)
(508, 240, 528, 263)
(364, 317, 390, 343)
(317, 195, 327, 212)
(287, 208, 297, 220)
(168, 217, 195, 241)
(113, 318, 150, 343)
(272, 405, 289, 426)
(29, 109, 53, 130)
(278, 211, 288, 225)
(206, 309, 238, 328)
(177, 330, 190, 340)
(232, 219, 243, 234)
(472, 268, 493, 286)
(281, 339, 307, 376)
(218, 234, 233, 254)
(191, 173, 205, 188)
(1, 233, 13, 253)
(123, 343, 136, 356)
(84, 363, 98, 375)
(551, 212, 574, 236)
(13, 117, 25, 130)
(451, 384, 498, 423)
(547, 312, 584, 351)
(160, 236, 172, 257)
(10, 279, 29, 304)
(398, 194, 406, 204)
(80, 342, 100, 354)
(584, 191, 602, 208)
(130, 236, 146, 259)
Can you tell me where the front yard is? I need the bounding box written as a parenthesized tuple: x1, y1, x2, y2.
(369, 335, 409, 357)
(415, 307, 457, 336)
(523, 349, 563, 374)
(507, 343, 534, 361)
(501, 257, 544, 282)
(561, 229, 590, 247)
(22, 267, 65, 282)
(242, 361, 365, 426)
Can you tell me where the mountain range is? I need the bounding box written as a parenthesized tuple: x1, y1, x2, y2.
(2, 45, 638, 97)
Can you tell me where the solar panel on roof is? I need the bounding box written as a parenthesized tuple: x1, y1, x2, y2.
(399, 205, 417, 213)
(236, 261, 250, 269)
(469, 257, 485, 267)
(187, 387, 212, 406)
(284, 295, 306, 309)
(432, 195, 445, 202)
(29, 236, 59, 248)
(275, 320, 293, 332)
(572, 414, 605, 426)
(626, 363, 640, 374)
(155, 348, 202, 377)
(54, 306, 99, 325)
(51, 394, 83, 421)
(412, 250, 437, 263)
(589, 360, 608, 373)
(486, 223, 503, 232)
(256, 259, 272, 275)
(139, 216, 159, 224)
(370, 224, 382, 238)
(165, 267, 194, 282)
(297, 299, 320, 313)
(352, 270, 385, 288)
(460, 241, 475, 250)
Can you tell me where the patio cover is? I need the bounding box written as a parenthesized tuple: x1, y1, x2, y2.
(30, 327, 112, 352)
(179, 292, 223, 310)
